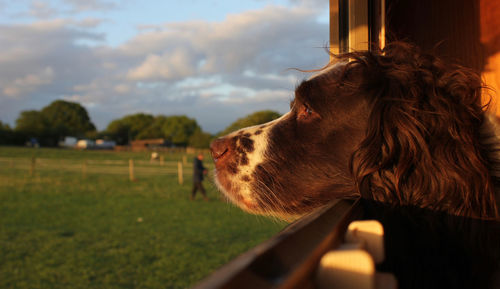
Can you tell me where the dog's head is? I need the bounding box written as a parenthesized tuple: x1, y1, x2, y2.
(211, 42, 500, 220)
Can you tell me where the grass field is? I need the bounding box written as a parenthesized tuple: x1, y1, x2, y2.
(0, 146, 287, 289)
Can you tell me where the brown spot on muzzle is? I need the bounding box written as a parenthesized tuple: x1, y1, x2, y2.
(240, 154, 249, 165)
(227, 162, 239, 174)
(240, 137, 254, 152)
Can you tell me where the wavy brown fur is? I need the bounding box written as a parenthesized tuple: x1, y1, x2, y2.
(335, 42, 500, 219)
(211, 42, 500, 221)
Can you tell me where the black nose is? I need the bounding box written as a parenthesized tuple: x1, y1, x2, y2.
(210, 138, 230, 162)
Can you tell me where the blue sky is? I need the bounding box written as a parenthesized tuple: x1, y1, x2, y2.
(0, 0, 329, 133)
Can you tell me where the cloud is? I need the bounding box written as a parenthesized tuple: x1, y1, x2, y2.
(64, 0, 117, 12)
(288, 0, 328, 8)
(122, 5, 327, 78)
(114, 84, 131, 94)
(14, 0, 117, 21)
(127, 50, 198, 81)
(28, 1, 58, 18)
(3, 67, 55, 97)
(0, 20, 107, 102)
(76, 18, 106, 28)
(0, 4, 329, 133)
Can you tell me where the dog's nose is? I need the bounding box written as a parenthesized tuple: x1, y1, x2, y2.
(210, 138, 230, 162)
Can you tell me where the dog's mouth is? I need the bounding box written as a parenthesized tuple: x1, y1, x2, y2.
(212, 172, 260, 212)
(212, 147, 228, 163)
(209, 124, 285, 216)
(210, 140, 260, 214)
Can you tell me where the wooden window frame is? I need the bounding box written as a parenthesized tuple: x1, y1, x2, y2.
(330, 0, 385, 54)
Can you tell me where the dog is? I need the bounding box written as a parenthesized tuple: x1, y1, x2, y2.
(210, 42, 500, 221)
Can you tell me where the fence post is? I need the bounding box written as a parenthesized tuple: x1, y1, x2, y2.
(30, 156, 36, 177)
(178, 162, 183, 185)
(129, 159, 136, 181)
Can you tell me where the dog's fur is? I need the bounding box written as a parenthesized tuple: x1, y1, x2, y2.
(210, 42, 500, 220)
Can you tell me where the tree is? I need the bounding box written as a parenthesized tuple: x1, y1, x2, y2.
(15, 100, 96, 146)
(0, 121, 18, 145)
(188, 128, 213, 148)
(135, 115, 168, 140)
(15, 110, 48, 142)
(106, 114, 207, 147)
(161, 115, 199, 146)
(219, 110, 281, 136)
(14, 110, 51, 145)
(41, 100, 96, 144)
(106, 113, 155, 145)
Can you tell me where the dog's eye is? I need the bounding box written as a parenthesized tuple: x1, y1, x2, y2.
(297, 103, 318, 121)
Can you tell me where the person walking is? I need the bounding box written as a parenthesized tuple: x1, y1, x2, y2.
(191, 153, 208, 200)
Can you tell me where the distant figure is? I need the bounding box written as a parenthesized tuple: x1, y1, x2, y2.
(192, 154, 208, 200)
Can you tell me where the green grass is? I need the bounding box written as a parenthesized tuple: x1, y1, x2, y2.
(0, 147, 287, 289)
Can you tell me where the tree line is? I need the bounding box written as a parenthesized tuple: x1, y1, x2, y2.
(0, 100, 281, 148)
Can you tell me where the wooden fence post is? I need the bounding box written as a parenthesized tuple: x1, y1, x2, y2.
(178, 162, 183, 185)
(30, 156, 36, 177)
(129, 159, 136, 181)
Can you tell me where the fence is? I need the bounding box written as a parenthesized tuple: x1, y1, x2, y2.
(191, 199, 362, 289)
(0, 156, 213, 184)
(113, 146, 210, 155)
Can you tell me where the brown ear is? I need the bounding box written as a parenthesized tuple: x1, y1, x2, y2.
(347, 42, 498, 219)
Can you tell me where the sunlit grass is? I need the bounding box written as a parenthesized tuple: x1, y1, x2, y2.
(0, 147, 286, 289)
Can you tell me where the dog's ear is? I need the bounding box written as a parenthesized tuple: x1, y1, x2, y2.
(348, 42, 498, 219)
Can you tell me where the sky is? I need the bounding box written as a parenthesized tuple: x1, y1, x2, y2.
(0, 0, 330, 134)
